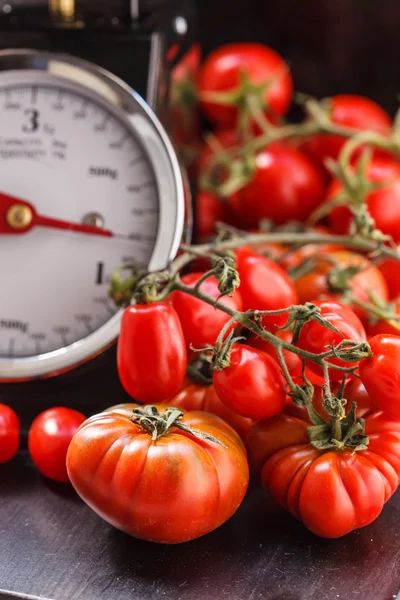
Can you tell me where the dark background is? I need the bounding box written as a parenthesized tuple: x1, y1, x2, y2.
(197, 0, 400, 115)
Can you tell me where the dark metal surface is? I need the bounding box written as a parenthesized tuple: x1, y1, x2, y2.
(0, 452, 400, 600)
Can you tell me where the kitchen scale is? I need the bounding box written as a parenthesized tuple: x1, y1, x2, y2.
(0, 0, 193, 408)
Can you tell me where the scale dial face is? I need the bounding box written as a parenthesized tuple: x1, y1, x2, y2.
(0, 51, 184, 381)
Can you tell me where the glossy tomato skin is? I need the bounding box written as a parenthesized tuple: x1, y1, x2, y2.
(199, 43, 293, 128)
(168, 380, 253, 439)
(213, 344, 286, 420)
(235, 247, 298, 330)
(117, 303, 187, 403)
(0, 404, 19, 463)
(28, 407, 86, 482)
(360, 334, 400, 420)
(245, 403, 400, 537)
(67, 407, 249, 544)
(169, 273, 243, 349)
(297, 300, 367, 382)
(229, 144, 325, 228)
(328, 158, 400, 243)
(379, 256, 400, 299)
(295, 250, 389, 324)
(303, 95, 391, 170)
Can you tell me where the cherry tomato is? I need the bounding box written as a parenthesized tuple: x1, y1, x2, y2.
(296, 300, 367, 382)
(327, 157, 400, 243)
(199, 43, 293, 128)
(117, 303, 187, 403)
(167, 380, 253, 438)
(245, 403, 400, 537)
(213, 344, 286, 420)
(360, 334, 400, 420)
(294, 250, 389, 324)
(28, 407, 86, 482)
(248, 329, 302, 379)
(169, 273, 243, 349)
(229, 143, 325, 227)
(379, 256, 400, 299)
(278, 225, 343, 271)
(195, 190, 226, 241)
(302, 95, 391, 171)
(67, 405, 249, 544)
(0, 404, 19, 463)
(235, 247, 298, 330)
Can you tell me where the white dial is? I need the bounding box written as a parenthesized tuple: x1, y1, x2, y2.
(0, 52, 184, 379)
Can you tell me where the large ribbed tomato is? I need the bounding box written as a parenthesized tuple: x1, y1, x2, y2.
(245, 402, 400, 538)
(67, 405, 249, 544)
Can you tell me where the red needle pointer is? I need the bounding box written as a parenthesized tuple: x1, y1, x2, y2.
(0, 191, 114, 237)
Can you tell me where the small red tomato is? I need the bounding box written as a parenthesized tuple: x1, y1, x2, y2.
(360, 334, 400, 420)
(235, 247, 298, 330)
(297, 300, 367, 382)
(302, 95, 391, 171)
(213, 344, 286, 420)
(295, 250, 389, 324)
(195, 190, 226, 241)
(249, 329, 302, 379)
(229, 143, 325, 227)
(169, 273, 243, 349)
(168, 380, 253, 438)
(0, 404, 19, 463)
(199, 43, 293, 128)
(28, 407, 86, 482)
(379, 256, 400, 299)
(117, 303, 187, 403)
(327, 157, 400, 243)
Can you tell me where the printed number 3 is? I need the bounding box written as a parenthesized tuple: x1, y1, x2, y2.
(23, 109, 40, 133)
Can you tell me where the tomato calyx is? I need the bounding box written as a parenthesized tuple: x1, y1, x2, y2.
(308, 401, 369, 452)
(131, 405, 227, 447)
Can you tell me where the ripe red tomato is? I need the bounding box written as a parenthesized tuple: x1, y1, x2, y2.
(0, 404, 19, 463)
(67, 405, 249, 544)
(327, 157, 400, 243)
(360, 334, 400, 420)
(195, 190, 226, 241)
(302, 95, 391, 170)
(169, 380, 253, 438)
(117, 303, 187, 403)
(235, 247, 298, 331)
(198, 43, 293, 128)
(379, 256, 400, 299)
(245, 403, 400, 537)
(169, 273, 243, 349)
(296, 300, 367, 382)
(28, 407, 86, 482)
(295, 250, 389, 324)
(229, 143, 325, 227)
(213, 344, 286, 420)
